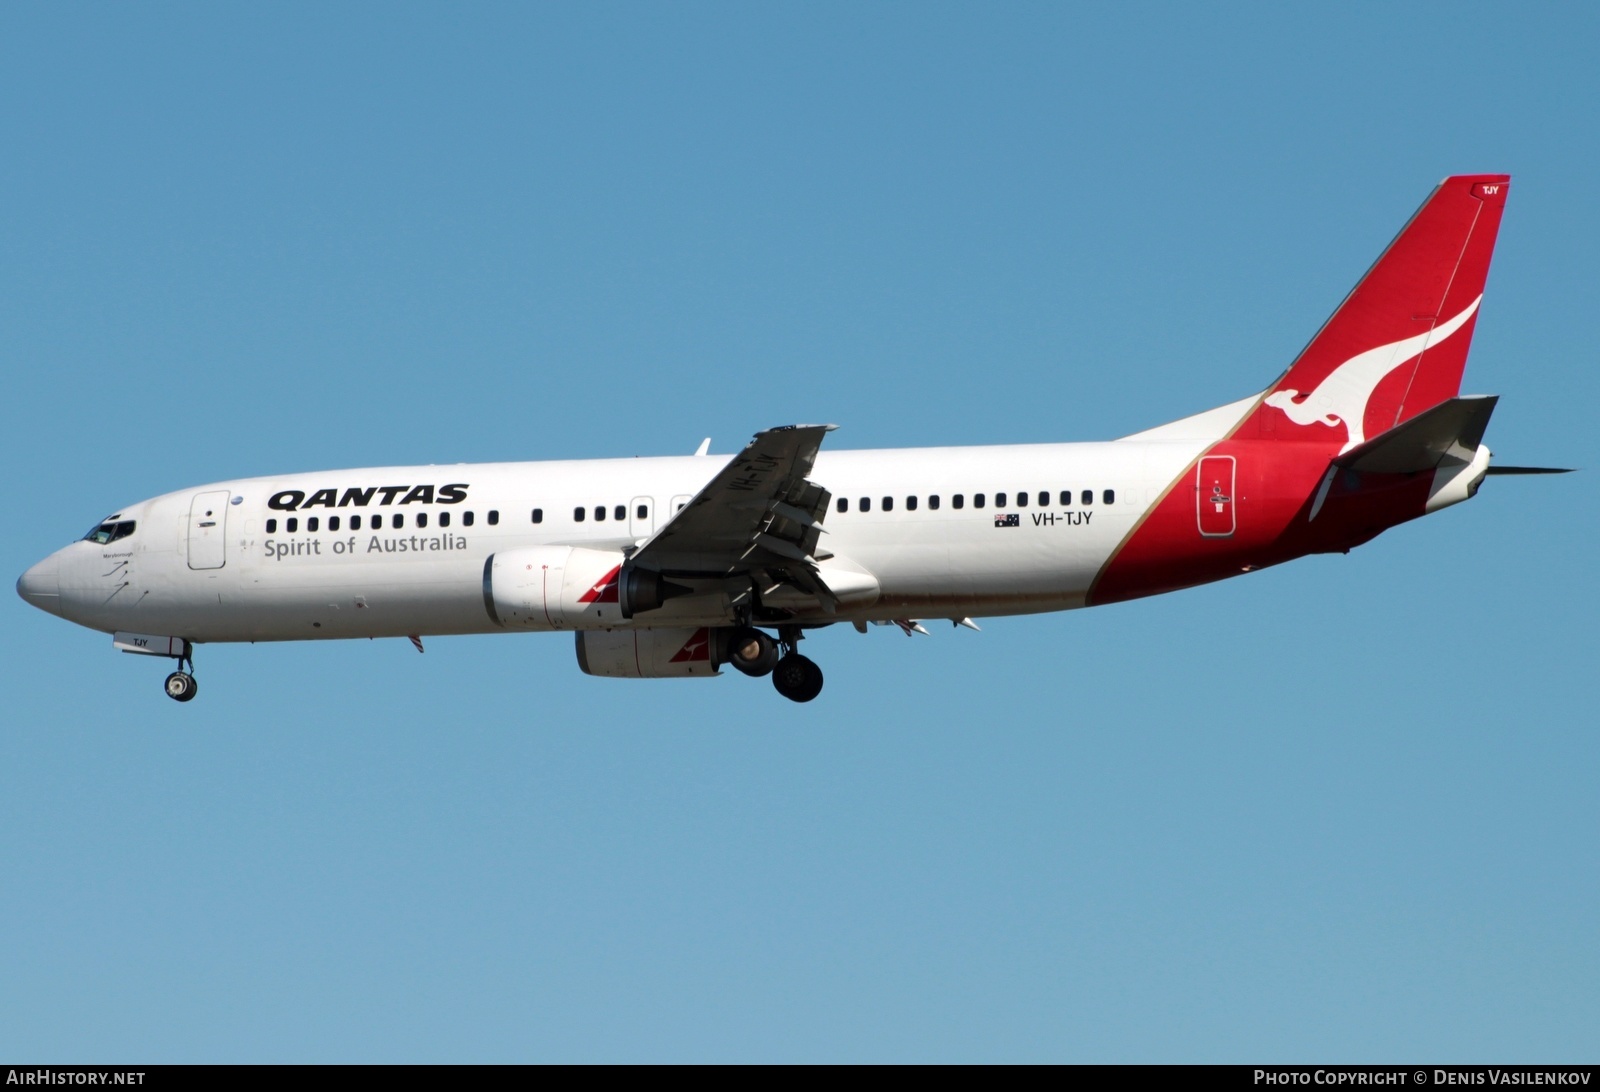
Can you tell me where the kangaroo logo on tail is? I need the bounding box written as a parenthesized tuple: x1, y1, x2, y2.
(1264, 295, 1481, 452)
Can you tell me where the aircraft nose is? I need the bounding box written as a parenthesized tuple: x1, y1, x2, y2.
(17, 554, 62, 616)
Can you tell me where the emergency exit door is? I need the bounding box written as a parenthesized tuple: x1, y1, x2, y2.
(1196, 456, 1236, 537)
(630, 496, 655, 538)
(187, 490, 231, 569)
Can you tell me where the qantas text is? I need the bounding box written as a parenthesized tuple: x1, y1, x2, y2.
(267, 484, 469, 511)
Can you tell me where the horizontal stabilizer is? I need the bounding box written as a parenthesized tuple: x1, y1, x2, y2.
(1485, 465, 1575, 475)
(1333, 395, 1497, 474)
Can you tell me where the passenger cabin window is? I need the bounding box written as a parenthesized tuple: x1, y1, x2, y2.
(974, 494, 986, 509)
(594, 506, 605, 522)
(996, 492, 1007, 507)
(1038, 491, 1049, 507)
(329, 515, 340, 532)
(392, 514, 404, 529)
(929, 495, 940, 510)
(265, 519, 277, 534)
(882, 497, 893, 512)
(488, 510, 499, 526)
(613, 505, 625, 522)
(859, 497, 871, 512)
(574, 507, 586, 522)
(350, 515, 362, 530)
(416, 513, 428, 528)
(439, 511, 450, 528)
(1016, 492, 1027, 507)
(287, 518, 298, 533)
(953, 494, 964, 509)
(837, 497, 848, 513)
(636, 504, 647, 520)
(1103, 489, 1115, 505)
(906, 496, 918, 511)
(463, 511, 475, 527)
(307, 516, 319, 532)
(1082, 490, 1093, 505)
(532, 509, 543, 524)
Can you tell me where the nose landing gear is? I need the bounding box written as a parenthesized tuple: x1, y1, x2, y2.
(164, 671, 198, 702)
(163, 643, 197, 703)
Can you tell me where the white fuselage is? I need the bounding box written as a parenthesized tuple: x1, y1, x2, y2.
(15, 176, 1519, 703)
(33, 439, 1212, 645)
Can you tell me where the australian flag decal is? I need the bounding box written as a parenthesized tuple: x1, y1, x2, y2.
(994, 513, 1020, 528)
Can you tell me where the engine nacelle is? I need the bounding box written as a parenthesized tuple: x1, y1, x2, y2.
(485, 546, 622, 629)
(575, 627, 721, 678)
(485, 547, 699, 629)
(486, 541, 713, 624)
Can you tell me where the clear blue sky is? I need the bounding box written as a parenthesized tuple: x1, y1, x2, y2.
(2, 2, 1595, 1062)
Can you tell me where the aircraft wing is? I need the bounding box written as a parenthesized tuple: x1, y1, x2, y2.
(630, 424, 840, 608)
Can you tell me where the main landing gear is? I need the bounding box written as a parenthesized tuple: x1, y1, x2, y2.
(725, 624, 823, 703)
(725, 626, 781, 678)
(163, 644, 198, 703)
(771, 652, 823, 703)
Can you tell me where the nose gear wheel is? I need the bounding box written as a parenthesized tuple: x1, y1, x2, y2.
(164, 671, 198, 702)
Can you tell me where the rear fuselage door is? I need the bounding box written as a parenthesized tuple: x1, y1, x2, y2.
(187, 490, 231, 569)
(1196, 456, 1236, 537)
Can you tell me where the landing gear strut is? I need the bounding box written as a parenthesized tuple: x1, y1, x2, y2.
(770, 625, 824, 703)
(163, 643, 197, 703)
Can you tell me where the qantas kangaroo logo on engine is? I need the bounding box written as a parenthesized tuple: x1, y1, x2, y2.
(576, 566, 622, 604)
(1264, 295, 1481, 452)
(669, 628, 712, 662)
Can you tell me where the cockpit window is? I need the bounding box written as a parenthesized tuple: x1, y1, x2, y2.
(83, 520, 136, 545)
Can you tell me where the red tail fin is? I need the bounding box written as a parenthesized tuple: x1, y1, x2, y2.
(1247, 174, 1509, 451)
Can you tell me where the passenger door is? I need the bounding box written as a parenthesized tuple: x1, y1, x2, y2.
(187, 491, 231, 569)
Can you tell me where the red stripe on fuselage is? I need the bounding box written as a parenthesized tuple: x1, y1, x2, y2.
(1089, 437, 1437, 606)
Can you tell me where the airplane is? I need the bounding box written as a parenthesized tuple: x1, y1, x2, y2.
(16, 174, 1569, 704)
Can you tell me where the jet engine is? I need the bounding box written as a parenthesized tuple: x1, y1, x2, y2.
(484, 546, 698, 629)
(575, 627, 721, 678)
